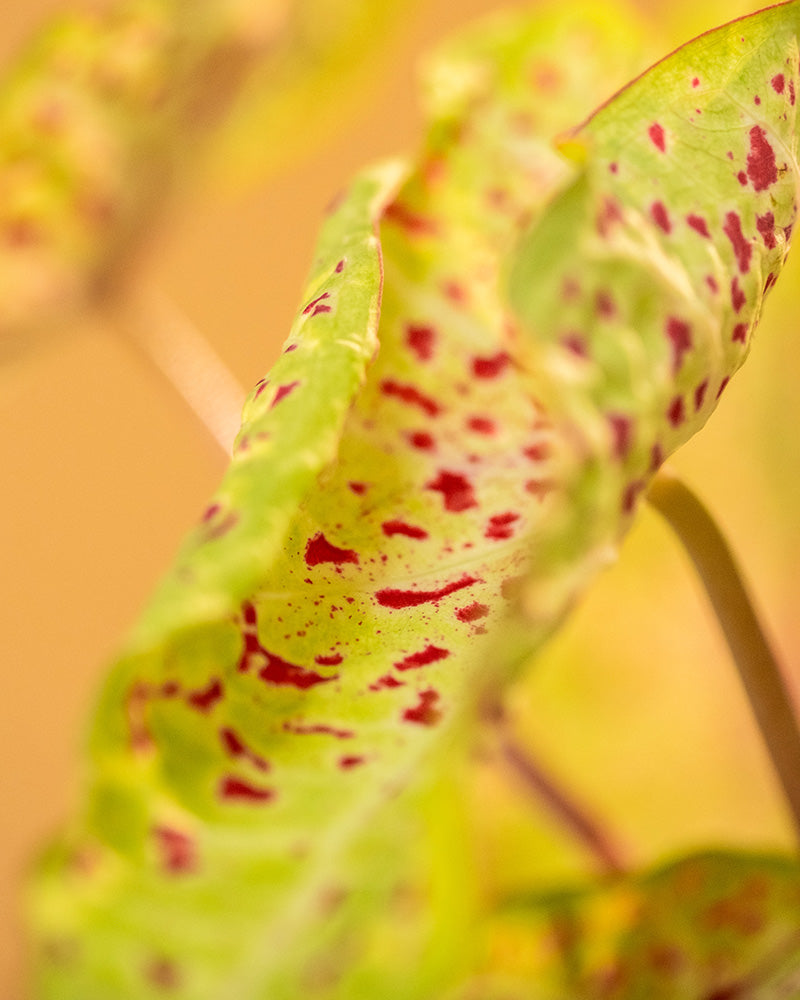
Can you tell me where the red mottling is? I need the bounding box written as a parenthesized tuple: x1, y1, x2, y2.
(315, 653, 343, 666)
(525, 479, 553, 499)
(305, 532, 359, 567)
(456, 602, 489, 623)
(692, 76, 700, 88)
(562, 333, 588, 356)
(650, 443, 664, 472)
(348, 481, 367, 495)
(731, 277, 746, 313)
(284, 722, 354, 739)
(302, 292, 331, 316)
(732, 323, 748, 344)
(485, 512, 520, 541)
(622, 481, 645, 515)
(339, 756, 365, 770)
(717, 376, 731, 399)
(595, 290, 616, 319)
(382, 520, 428, 540)
(380, 379, 441, 417)
(790, 80, 796, 106)
(409, 430, 435, 450)
(597, 196, 623, 236)
(426, 470, 477, 512)
(746, 126, 778, 191)
(335, 258, 346, 273)
(607, 413, 632, 459)
(687, 214, 711, 238)
(219, 776, 275, 803)
(384, 201, 438, 236)
(467, 416, 496, 434)
(472, 352, 511, 378)
(772, 74, 786, 94)
(202, 502, 221, 522)
(376, 574, 479, 609)
(146, 957, 181, 990)
(650, 201, 671, 234)
(694, 380, 708, 411)
(666, 317, 692, 374)
(737, 171, 748, 186)
(200, 505, 238, 541)
(260, 652, 335, 689)
(284, 344, 298, 353)
(667, 396, 685, 427)
(254, 378, 269, 399)
(756, 212, 777, 249)
(648, 122, 666, 152)
(406, 324, 435, 361)
(271, 381, 300, 408)
(154, 827, 196, 874)
(609, 161, 619, 174)
(562, 277, 580, 300)
(443, 280, 468, 304)
(524, 442, 550, 462)
(723, 212, 752, 273)
(706, 275, 719, 294)
(765, 272, 777, 292)
(403, 689, 441, 726)
(186, 679, 223, 714)
(220, 727, 269, 771)
(369, 673, 405, 691)
(242, 601, 257, 627)
(754, 95, 761, 106)
(395, 645, 450, 671)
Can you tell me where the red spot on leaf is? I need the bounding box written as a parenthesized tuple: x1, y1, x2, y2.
(523, 442, 550, 462)
(525, 479, 553, 499)
(303, 292, 331, 316)
(756, 212, 777, 249)
(219, 776, 275, 803)
(562, 333, 588, 356)
(737, 171, 748, 186)
(732, 323, 748, 343)
(382, 520, 428, 540)
(716, 376, 731, 399)
(607, 413, 632, 459)
(349, 481, 367, 495)
(666, 317, 692, 374)
(395, 645, 450, 671)
(723, 212, 752, 273)
(146, 957, 181, 990)
(305, 532, 359, 567)
(456, 602, 489, 623)
(384, 201, 438, 235)
(609, 161, 619, 174)
(485, 512, 520, 540)
(472, 352, 511, 378)
(692, 77, 700, 88)
(467, 416, 496, 434)
(772, 73, 786, 94)
(260, 652, 335, 689)
(706, 275, 719, 294)
(376, 575, 479, 609)
(186, 679, 223, 714)
(746, 126, 778, 191)
(765, 272, 777, 292)
(220, 727, 269, 771)
(406, 324, 435, 361)
(381, 379, 441, 416)
(622, 480, 645, 515)
(154, 827, 196, 874)
(731, 277, 746, 313)
(790, 80, 796, 106)
(443, 280, 468, 304)
(648, 123, 666, 152)
(426, 470, 477, 512)
(284, 722, 354, 738)
(687, 214, 710, 238)
(667, 396, 685, 427)
(271, 381, 300, 408)
(369, 674, 405, 691)
(694, 380, 708, 411)
(339, 755, 365, 770)
(315, 653, 343, 666)
(650, 201, 671, 234)
(403, 689, 441, 726)
(595, 290, 616, 319)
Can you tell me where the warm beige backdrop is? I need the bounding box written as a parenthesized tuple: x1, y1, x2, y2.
(2, 1, 799, 997)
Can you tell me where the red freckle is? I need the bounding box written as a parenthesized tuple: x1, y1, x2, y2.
(339, 756, 365, 770)
(369, 673, 405, 690)
(651, 201, 671, 234)
(648, 122, 666, 152)
(597, 196, 623, 236)
(335, 259, 345, 273)
(609, 161, 619, 174)
(456, 602, 489, 623)
(219, 776, 275, 803)
(384, 201, 438, 236)
(595, 290, 616, 319)
(315, 653, 343, 666)
(717, 376, 731, 399)
(260, 652, 335, 689)
(756, 212, 777, 249)
(732, 323, 748, 343)
(467, 415, 496, 435)
(667, 396, 685, 427)
(694, 380, 708, 411)
(790, 80, 796, 105)
(406, 323, 435, 361)
(426, 470, 477, 512)
(146, 957, 180, 990)
(305, 532, 359, 567)
(472, 352, 510, 378)
(754, 95, 761, 106)
(403, 688, 441, 726)
(485, 512, 520, 541)
(562, 277, 580, 300)
(284, 344, 298, 353)
(687, 214, 710, 238)
(622, 481, 645, 515)
(242, 601, 257, 627)
(772, 74, 786, 94)
(706, 275, 719, 294)
(254, 379, 269, 399)
(765, 272, 777, 292)
(723, 212, 752, 273)
(666, 317, 692, 374)
(284, 722, 354, 739)
(303, 292, 330, 315)
(272, 381, 300, 408)
(382, 520, 428, 540)
(737, 171, 748, 186)
(154, 826, 196, 874)
(376, 574, 479, 609)
(443, 280, 467, 304)
(201, 502, 220, 522)
(607, 413, 632, 459)
(747, 126, 778, 191)
(525, 479, 553, 498)
(650, 443, 664, 471)
(395, 645, 450, 671)
(562, 333, 588, 356)
(524, 442, 550, 462)
(692, 77, 700, 88)
(219, 728, 269, 771)
(731, 277, 746, 312)
(408, 430, 435, 450)
(380, 379, 441, 416)
(186, 679, 223, 714)
(348, 481, 367, 495)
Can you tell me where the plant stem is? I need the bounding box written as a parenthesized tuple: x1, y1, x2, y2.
(112, 288, 247, 456)
(486, 705, 628, 876)
(647, 467, 800, 844)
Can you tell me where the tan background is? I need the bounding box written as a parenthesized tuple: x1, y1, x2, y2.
(2, 0, 799, 996)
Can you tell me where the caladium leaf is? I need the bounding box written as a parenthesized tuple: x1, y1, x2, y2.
(27, 3, 800, 999)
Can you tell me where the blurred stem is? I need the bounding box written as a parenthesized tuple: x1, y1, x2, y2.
(111, 289, 246, 456)
(487, 705, 628, 876)
(648, 468, 800, 845)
